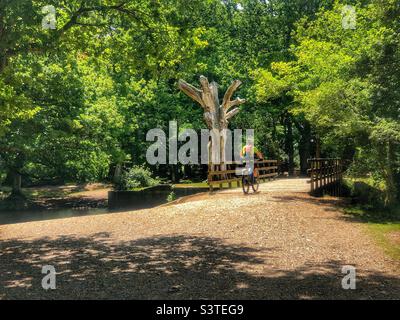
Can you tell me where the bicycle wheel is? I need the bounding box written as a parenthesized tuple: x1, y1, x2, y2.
(252, 177, 259, 192)
(242, 177, 250, 194)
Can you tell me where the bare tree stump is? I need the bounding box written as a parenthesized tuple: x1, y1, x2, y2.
(178, 76, 245, 170)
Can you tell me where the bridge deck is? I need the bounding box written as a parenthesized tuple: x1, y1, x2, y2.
(218, 177, 309, 194)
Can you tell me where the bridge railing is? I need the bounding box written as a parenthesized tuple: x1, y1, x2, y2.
(208, 160, 279, 191)
(308, 158, 344, 196)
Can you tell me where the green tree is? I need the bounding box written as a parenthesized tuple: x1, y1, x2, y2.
(253, 0, 399, 206)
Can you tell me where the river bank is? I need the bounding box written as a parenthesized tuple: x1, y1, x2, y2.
(0, 183, 109, 211)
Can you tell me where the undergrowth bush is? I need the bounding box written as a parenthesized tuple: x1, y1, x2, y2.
(344, 177, 385, 209)
(115, 166, 159, 191)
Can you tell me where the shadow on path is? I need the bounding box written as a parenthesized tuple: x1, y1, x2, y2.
(271, 194, 400, 224)
(1, 234, 399, 299)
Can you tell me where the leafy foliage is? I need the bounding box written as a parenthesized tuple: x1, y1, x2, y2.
(0, 0, 398, 208)
(253, 1, 400, 206)
(115, 165, 159, 191)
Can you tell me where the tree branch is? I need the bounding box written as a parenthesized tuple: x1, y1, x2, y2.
(222, 80, 242, 110)
(226, 108, 240, 120)
(57, 2, 127, 35)
(178, 79, 205, 108)
(1, 1, 159, 70)
(227, 97, 246, 110)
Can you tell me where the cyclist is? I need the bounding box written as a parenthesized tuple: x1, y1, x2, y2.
(240, 142, 263, 181)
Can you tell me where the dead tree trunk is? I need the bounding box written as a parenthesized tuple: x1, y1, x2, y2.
(178, 76, 245, 169)
(11, 171, 22, 196)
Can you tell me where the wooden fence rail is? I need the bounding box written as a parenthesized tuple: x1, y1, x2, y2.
(208, 160, 279, 191)
(308, 158, 344, 196)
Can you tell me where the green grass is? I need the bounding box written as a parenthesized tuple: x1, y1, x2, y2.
(0, 184, 110, 200)
(1, 185, 74, 199)
(173, 181, 209, 188)
(343, 205, 400, 261)
(368, 223, 400, 261)
(344, 176, 386, 190)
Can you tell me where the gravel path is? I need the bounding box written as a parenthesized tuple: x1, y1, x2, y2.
(1, 179, 399, 299)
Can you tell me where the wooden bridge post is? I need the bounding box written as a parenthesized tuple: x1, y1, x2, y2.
(308, 158, 345, 197)
(310, 160, 314, 195)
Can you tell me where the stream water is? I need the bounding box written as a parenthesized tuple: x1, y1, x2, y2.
(0, 194, 172, 225)
(0, 207, 112, 225)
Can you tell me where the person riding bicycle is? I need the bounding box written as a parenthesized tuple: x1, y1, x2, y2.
(240, 142, 263, 180)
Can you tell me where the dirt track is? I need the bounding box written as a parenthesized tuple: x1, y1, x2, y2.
(1, 179, 399, 299)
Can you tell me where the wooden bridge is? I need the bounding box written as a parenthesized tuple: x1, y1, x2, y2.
(308, 158, 344, 196)
(207, 160, 279, 191)
(208, 158, 345, 196)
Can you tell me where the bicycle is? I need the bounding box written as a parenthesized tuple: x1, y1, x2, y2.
(241, 167, 259, 194)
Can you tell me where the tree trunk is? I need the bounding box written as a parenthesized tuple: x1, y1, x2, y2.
(384, 142, 398, 208)
(285, 115, 295, 176)
(170, 164, 180, 183)
(316, 135, 321, 158)
(184, 165, 192, 180)
(178, 76, 245, 169)
(11, 171, 22, 196)
(0, 52, 7, 74)
(297, 122, 311, 175)
(170, 165, 176, 183)
(113, 164, 122, 184)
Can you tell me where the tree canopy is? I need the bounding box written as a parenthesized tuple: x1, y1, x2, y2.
(0, 0, 399, 207)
